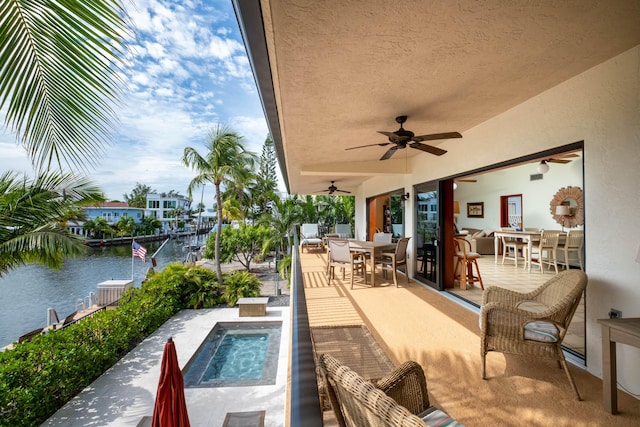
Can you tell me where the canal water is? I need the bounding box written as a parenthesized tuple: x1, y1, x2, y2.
(0, 238, 193, 348)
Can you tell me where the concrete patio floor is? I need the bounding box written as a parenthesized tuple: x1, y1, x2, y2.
(42, 306, 289, 427)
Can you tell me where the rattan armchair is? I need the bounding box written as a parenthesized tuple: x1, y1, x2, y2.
(480, 269, 588, 400)
(318, 353, 460, 426)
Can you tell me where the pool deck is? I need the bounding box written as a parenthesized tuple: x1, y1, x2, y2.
(42, 306, 290, 426)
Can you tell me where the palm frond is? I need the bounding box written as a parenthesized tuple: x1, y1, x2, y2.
(0, 0, 130, 171)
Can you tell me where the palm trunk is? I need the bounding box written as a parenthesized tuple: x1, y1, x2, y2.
(215, 182, 224, 284)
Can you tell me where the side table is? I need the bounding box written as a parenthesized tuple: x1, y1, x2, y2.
(597, 317, 640, 414)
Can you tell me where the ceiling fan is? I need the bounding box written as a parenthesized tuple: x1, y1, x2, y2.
(345, 115, 462, 160)
(536, 153, 579, 173)
(541, 153, 580, 164)
(320, 181, 351, 195)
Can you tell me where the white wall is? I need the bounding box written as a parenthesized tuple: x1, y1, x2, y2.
(355, 46, 640, 393)
(454, 159, 583, 232)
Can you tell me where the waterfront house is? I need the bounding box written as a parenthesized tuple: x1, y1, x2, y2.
(145, 192, 192, 233)
(69, 202, 145, 237)
(232, 0, 640, 423)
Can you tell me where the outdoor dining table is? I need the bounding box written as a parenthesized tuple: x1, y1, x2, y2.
(348, 240, 397, 286)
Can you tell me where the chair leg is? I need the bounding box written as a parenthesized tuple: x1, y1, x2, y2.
(392, 264, 398, 287)
(473, 259, 484, 290)
(481, 352, 487, 379)
(560, 359, 582, 400)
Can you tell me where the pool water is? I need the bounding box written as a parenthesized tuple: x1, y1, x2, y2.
(183, 321, 281, 387)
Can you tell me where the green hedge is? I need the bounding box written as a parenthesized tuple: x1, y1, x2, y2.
(0, 262, 262, 426)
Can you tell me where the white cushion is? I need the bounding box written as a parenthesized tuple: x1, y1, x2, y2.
(524, 321, 559, 343)
(303, 232, 317, 239)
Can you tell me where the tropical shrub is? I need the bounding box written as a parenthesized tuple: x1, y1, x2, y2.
(0, 263, 223, 426)
(222, 270, 262, 306)
(207, 223, 272, 271)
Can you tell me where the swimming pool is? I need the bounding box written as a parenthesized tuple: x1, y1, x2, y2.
(183, 321, 282, 387)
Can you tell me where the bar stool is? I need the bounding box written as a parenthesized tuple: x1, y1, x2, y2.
(454, 238, 484, 290)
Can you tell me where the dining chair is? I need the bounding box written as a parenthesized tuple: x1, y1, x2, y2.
(373, 232, 393, 243)
(558, 229, 584, 271)
(327, 238, 367, 287)
(500, 227, 526, 268)
(454, 237, 484, 290)
(526, 230, 562, 273)
(376, 237, 410, 287)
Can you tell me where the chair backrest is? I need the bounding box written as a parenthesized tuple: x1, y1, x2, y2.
(373, 232, 393, 243)
(564, 229, 584, 249)
(500, 227, 517, 243)
(329, 239, 351, 264)
(454, 237, 472, 256)
(394, 237, 410, 263)
(318, 353, 427, 427)
(301, 223, 319, 238)
(531, 270, 587, 328)
(539, 230, 561, 249)
(335, 224, 352, 238)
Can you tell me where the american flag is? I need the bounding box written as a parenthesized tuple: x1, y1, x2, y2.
(132, 241, 147, 262)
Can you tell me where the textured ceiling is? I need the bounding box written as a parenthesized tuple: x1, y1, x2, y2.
(252, 0, 640, 195)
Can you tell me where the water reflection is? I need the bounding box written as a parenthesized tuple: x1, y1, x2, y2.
(0, 238, 188, 347)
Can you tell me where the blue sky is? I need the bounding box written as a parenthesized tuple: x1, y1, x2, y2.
(0, 0, 274, 205)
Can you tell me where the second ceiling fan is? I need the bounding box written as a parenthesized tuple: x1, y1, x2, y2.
(346, 115, 462, 160)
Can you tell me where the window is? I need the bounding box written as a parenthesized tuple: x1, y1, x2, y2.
(148, 200, 159, 209)
(163, 200, 176, 209)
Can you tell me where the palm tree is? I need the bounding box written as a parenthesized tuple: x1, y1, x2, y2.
(259, 193, 301, 255)
(182, 125, 257, 284)
(0, 1, 127, 273)
(0, 171, 105, 277)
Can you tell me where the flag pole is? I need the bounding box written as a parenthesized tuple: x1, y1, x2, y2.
(131, 239, 135, 280)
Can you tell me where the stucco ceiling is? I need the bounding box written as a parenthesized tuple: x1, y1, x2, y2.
(238, 0, 640, 195)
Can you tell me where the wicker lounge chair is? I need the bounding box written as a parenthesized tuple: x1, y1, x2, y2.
(318, 353, 461, 426)
(480, 269, 587, 400)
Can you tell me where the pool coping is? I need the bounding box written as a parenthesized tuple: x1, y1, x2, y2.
(42, 306, 289, 426)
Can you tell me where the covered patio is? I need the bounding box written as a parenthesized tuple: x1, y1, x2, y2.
(231, 0, 640, 424)
(299, 249, 639, 426)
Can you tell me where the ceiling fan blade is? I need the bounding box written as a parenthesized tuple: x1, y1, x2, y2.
(335, 189, 351, 194)
(409, 142, 447, 156)
(380, 146, 400, 160)
(456, 179, 477, 182)
(346, 142, 391, 151)
(377, 131, 401, 142)
(413, 132, 462, 142)
(548, 159, 571, 164)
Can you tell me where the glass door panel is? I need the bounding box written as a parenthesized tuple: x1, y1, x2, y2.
(415, 182, 439, 289)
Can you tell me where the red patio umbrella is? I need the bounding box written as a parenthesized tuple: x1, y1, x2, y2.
(152, 337, 191, 427)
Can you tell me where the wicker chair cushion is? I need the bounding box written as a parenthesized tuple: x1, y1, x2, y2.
(418, 407, 463, 426)
(524, 321, 559, 343)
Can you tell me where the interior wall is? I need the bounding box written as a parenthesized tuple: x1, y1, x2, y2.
(355, 45, 640, 392)
(454, 159, 583, 232)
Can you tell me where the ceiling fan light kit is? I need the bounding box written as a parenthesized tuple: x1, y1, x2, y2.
(346, 115, 462, 161)
(537, 160, 550, 174)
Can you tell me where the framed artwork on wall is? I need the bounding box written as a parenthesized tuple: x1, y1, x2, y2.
(467, 202, 484, 218)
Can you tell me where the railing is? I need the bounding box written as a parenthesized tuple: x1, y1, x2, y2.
(289, 230, 323, 426)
